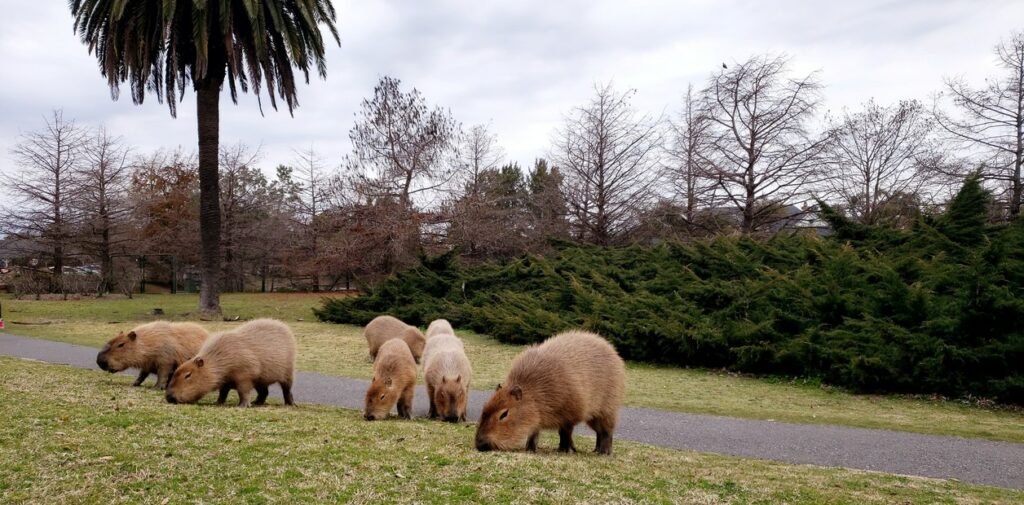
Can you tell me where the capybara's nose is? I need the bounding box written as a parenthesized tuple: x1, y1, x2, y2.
(364, 413, 375, 421)
(476, 440, 492, 452)
(96, 354, 109, 371)
(165, 393, 177, 404)
(444, 415, 459, 423)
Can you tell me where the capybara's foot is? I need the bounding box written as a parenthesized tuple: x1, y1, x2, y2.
(254, 384, 269, 406)
(526, 432, 540, 452)
(595, 432, 613, 455)
(282, 383, 294, 406)
(558, 426, 576, 453)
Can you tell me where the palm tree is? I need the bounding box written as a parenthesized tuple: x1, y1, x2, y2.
(69, 0, 339, 315)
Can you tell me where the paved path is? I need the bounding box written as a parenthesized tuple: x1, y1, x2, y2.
(1, 332, 1022, 490)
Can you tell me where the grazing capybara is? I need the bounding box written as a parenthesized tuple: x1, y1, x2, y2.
(363, 339, 417, 420)
(475, 330, 625, 455)
(96, 322, 209, 389)
(364, 315, 426, 363)
(425, 318, 455, 339)
(422, 333, 472, 422)
(165, 319, 296, 408)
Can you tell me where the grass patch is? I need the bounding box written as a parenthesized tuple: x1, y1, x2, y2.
(1, 357, 1021, 504)
(2, 293, 1023, 443)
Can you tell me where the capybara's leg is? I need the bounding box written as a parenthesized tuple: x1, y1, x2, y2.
(427, 384, 437, 419)
(526, 432, 540, 452)
(132, 370, 150, 387)
(254, 384, 269, 406)
(281, 380, 295, 406)
(588, 417, 615, 455)
(217, 385, 231, 405)
(558, 424, 577, 453)
(236, 380, 254, 408)
(397, 385, 414, 419)
(155, 366, 174, 389)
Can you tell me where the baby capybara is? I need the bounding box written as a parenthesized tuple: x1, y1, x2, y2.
(425, 318, 455, 339)
(165, 318, 296, 408)
(475, 330, 625, 455)
(364, 315, 426, 363)
(363, 339, 417, 421)
(422, 333, 472, 422)
(96, 321, 209, 389)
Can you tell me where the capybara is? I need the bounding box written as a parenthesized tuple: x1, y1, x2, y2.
(422, 333, 472, 422)
(364, 315, 426, 363)
(475, 330, 625, 455)
(363, 339, 417, 420)
(425, 318, 455, 339)
(165, 318, 296, 408)
(96, 321, 209, 389)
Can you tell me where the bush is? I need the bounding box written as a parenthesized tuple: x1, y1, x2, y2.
(316, 175, 1024, 404)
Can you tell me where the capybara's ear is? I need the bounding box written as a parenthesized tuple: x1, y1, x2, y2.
(195, 357, 205, 368)
(495, 383, 502, 391)
(455, 375, 461, 383)
(510, 385, 523, 401)
(127, 331, 137, 341)
(384, 377, 393, 387)
(442, 376, 447, 384)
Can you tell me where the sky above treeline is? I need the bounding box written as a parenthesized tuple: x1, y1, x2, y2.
(1, 0, 1024, 185)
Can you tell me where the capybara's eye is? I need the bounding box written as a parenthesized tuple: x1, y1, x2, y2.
(499, 409, 508, 421)
(185, 373, 192, 380)
(379, 394, 385, 400)
(117, 343, 125, 348)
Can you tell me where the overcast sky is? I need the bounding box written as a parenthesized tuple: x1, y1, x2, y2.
(2, 0, 1023, 185)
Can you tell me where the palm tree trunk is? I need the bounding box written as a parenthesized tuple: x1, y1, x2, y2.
(196, 79, 222, 315)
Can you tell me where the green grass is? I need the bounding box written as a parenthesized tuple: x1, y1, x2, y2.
(1, 357, 1020, 504)
(3, 293, 1023, 443)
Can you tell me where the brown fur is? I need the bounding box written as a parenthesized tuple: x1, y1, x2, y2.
(96, 321, 209, 389)
(165, 319, 296, 408)
(422, 334, 472, 422)
(425, 319, 455, 339)
(364, 315, 426, 363)
(363, 339, 417, 420)
(475, 330, 625, 455)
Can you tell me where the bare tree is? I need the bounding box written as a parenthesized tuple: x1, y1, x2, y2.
(703, 56, 828, 234)
(456, 124, 506, 196)
(554, 82, 663, 245)
(823, 99, 936, 225)
(75, 126, 134, 293)
(2, 110, 87, 289)
(346, 76, 460, 207)
(218, 142, 265, 291)
(287, 145, 331, 289)
(936, 32, 1024, 219)
(667, 84, 716, 230)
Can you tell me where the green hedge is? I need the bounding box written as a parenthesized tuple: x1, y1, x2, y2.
(316, 175, 1024, 404)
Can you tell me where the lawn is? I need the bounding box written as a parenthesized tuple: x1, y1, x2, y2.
(1, 357, 1020, 504)
(2, 293, 1023, 443)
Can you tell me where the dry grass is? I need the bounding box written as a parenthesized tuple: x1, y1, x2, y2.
(3, 293, 1023, 443)
(1, 357, 1020, 504)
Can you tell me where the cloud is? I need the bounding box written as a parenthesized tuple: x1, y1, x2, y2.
(1, 0, 1023, 194)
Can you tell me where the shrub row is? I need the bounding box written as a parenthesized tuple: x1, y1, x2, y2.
(316, 176, 1024, 404)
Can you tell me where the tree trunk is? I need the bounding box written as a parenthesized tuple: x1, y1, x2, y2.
(196, 80, 222, 315)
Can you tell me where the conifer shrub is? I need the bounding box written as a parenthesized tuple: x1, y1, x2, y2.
(316, 175, 1024, 404)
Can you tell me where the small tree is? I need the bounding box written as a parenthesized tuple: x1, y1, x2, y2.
(667, 84, 718, 234)
(346, 76, 460, 207)
(824, 99, 936, 226)
(2, 110, 86, 290)
(76, 126, 134, 294)
(554, 83, 663, 245)
(703, 56, 828, 234)
(936, 32, 1024, 219)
